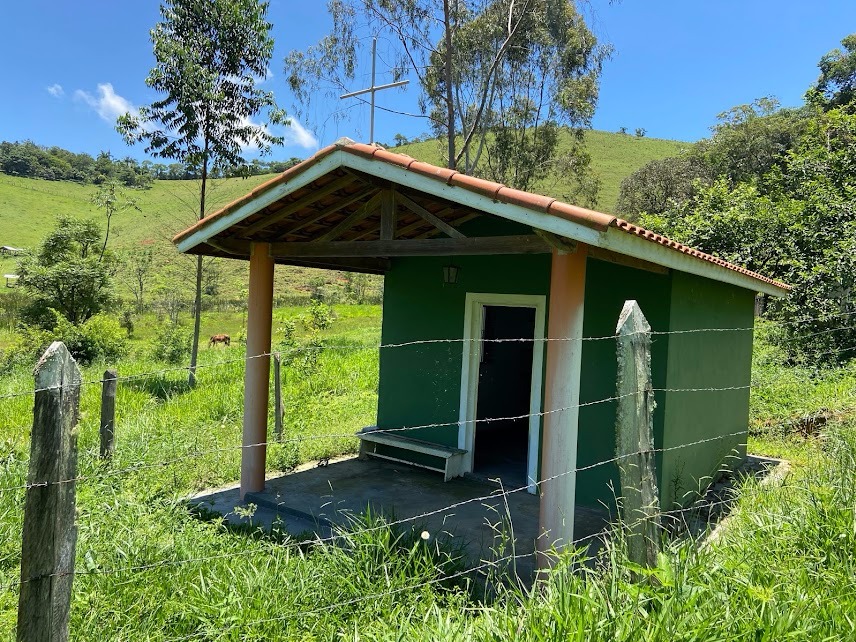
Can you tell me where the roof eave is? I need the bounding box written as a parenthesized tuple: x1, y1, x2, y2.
(174, 146, 789, 298)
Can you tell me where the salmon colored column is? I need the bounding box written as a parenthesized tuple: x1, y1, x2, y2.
(240, 242, 274, 498)
(537, 246, 587, 568)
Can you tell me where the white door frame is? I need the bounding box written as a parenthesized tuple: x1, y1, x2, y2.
(458, 292, 547, 494)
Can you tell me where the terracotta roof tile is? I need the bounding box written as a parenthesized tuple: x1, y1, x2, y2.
(173, 140, 790, 292)
(448, 173, 504, 199)
(496, 187, 555, 212)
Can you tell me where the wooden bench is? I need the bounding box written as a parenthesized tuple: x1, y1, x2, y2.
(357, 427, 467, 482)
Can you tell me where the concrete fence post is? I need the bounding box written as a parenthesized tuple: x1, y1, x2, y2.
(615, 300, 661, 570)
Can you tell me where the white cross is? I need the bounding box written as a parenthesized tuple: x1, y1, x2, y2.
(340, 37, 409, 144)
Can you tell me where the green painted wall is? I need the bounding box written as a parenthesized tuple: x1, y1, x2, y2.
(576, 258, 673, 509)
(375, 225, 756, 513)
(660, 271, 755, 507)
(376, 252, 552, 446)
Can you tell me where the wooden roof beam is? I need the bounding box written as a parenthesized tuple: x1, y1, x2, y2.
(213, 234, 549, 258)
(277, 185, 377, 238)
(314, 190, 386, 243)
(396, 192, 466, 239)
(239, 174, 356, 236)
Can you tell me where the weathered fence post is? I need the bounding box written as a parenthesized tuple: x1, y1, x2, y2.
(17, 342, 81, 642)
(273, 353, 284, 440)
(99, 369, 117, 459)
(615, 300, 661, 570)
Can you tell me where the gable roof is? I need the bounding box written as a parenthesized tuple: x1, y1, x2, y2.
(173, 139, 789, 297)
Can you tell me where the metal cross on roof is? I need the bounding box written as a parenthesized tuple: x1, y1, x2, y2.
(339, 37, 409, 145)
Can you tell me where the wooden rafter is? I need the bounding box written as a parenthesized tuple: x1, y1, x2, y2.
(396, 192, 465, 239)
(413, 212, 480, 240)
(276, 185, 377, 239)
(239, 175, 356, 236)
(314, 190, 386, 243)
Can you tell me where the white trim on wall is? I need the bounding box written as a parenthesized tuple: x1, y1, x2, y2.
(458, 292, 547, 494)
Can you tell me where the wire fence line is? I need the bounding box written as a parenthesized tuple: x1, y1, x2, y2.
(0, 369, 807, 496)
(0, 424, 755, 593)
(0, 309, 854, 401)
(0, 310, 850, 615)
(0, 357, 842, 495)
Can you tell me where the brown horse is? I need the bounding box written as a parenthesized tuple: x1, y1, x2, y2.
(209, 333, 231, 348)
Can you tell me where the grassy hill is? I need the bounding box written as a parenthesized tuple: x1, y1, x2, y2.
(0, 129, 686, 301)
(396, 129, 688, 214)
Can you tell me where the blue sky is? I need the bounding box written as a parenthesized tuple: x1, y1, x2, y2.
(0, 1, 854, 162)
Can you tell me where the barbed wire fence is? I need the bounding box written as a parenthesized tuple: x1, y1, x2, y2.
(0, 305, 854, 639)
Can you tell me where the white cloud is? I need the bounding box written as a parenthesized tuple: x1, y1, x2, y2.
(239, 116, 319, 152)
(282, 120, 318, 150)
(74, 83, 136, 124)
(46, 84, 64, 98)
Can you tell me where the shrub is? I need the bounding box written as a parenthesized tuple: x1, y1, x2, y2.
(58, 314, 128, 364)
(1, 312, 128, 367)
(305, 299, 333, 331)
(151, 324, 192, 364)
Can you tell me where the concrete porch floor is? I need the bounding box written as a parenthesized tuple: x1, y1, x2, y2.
(190, 455, 611, 582)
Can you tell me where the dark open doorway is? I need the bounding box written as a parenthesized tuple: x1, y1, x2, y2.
(474, 305, 537, 485)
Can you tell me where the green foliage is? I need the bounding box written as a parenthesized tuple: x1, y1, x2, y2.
(151, 323, 192, 364)
(641, 109, 856, 363)
(618, 97, 808, 219)
(286, 0, 605, 200)
(808, 33, 856, 110)
(0, 142, 153, 187)
(306, 298, 334, 332)
(119, 308, 135, 338)
(53, 313, 129, 364)
(616, 154, 713, 220)
(1, 312, 128, 367)
(0, 305, 854, 638)
(91, 179, 140, 260)
(118, 0, 285, 174)
(17, 216, 115, 326)
(426, 0, 605, 198)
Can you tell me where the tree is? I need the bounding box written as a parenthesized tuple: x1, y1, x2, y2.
(808, 33, 856, 110)
(91, 179, 140, 259)
(640, 109, 856, 364)
(285, 0, 605, 198)
(118, 0, 286, 387)
(17, 217, 116, 327)
(121, 246, 155, 312)
(702, 97, 807, 185)
(617, 97, 808, 219)
(616, 154, 712, 220)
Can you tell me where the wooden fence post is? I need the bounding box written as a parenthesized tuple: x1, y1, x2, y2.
(614, 300, 661, 570)
(273, 353, 284, 440)
(99, 369, 117, 459)
(17, 342, 81, 642)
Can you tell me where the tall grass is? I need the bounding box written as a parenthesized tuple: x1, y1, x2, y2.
(0, 307, 854, 640)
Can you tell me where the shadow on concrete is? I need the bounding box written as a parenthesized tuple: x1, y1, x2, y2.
(189, 456, 610, 583)
(188, 453, 788, 584)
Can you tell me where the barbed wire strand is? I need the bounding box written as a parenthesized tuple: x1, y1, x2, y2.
(1, 311, 855, 401)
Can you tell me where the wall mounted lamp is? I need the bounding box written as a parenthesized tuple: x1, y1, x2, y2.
(443, 264, 459, 285)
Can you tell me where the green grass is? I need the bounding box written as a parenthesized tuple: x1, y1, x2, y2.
(1, 307, 855, 639)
